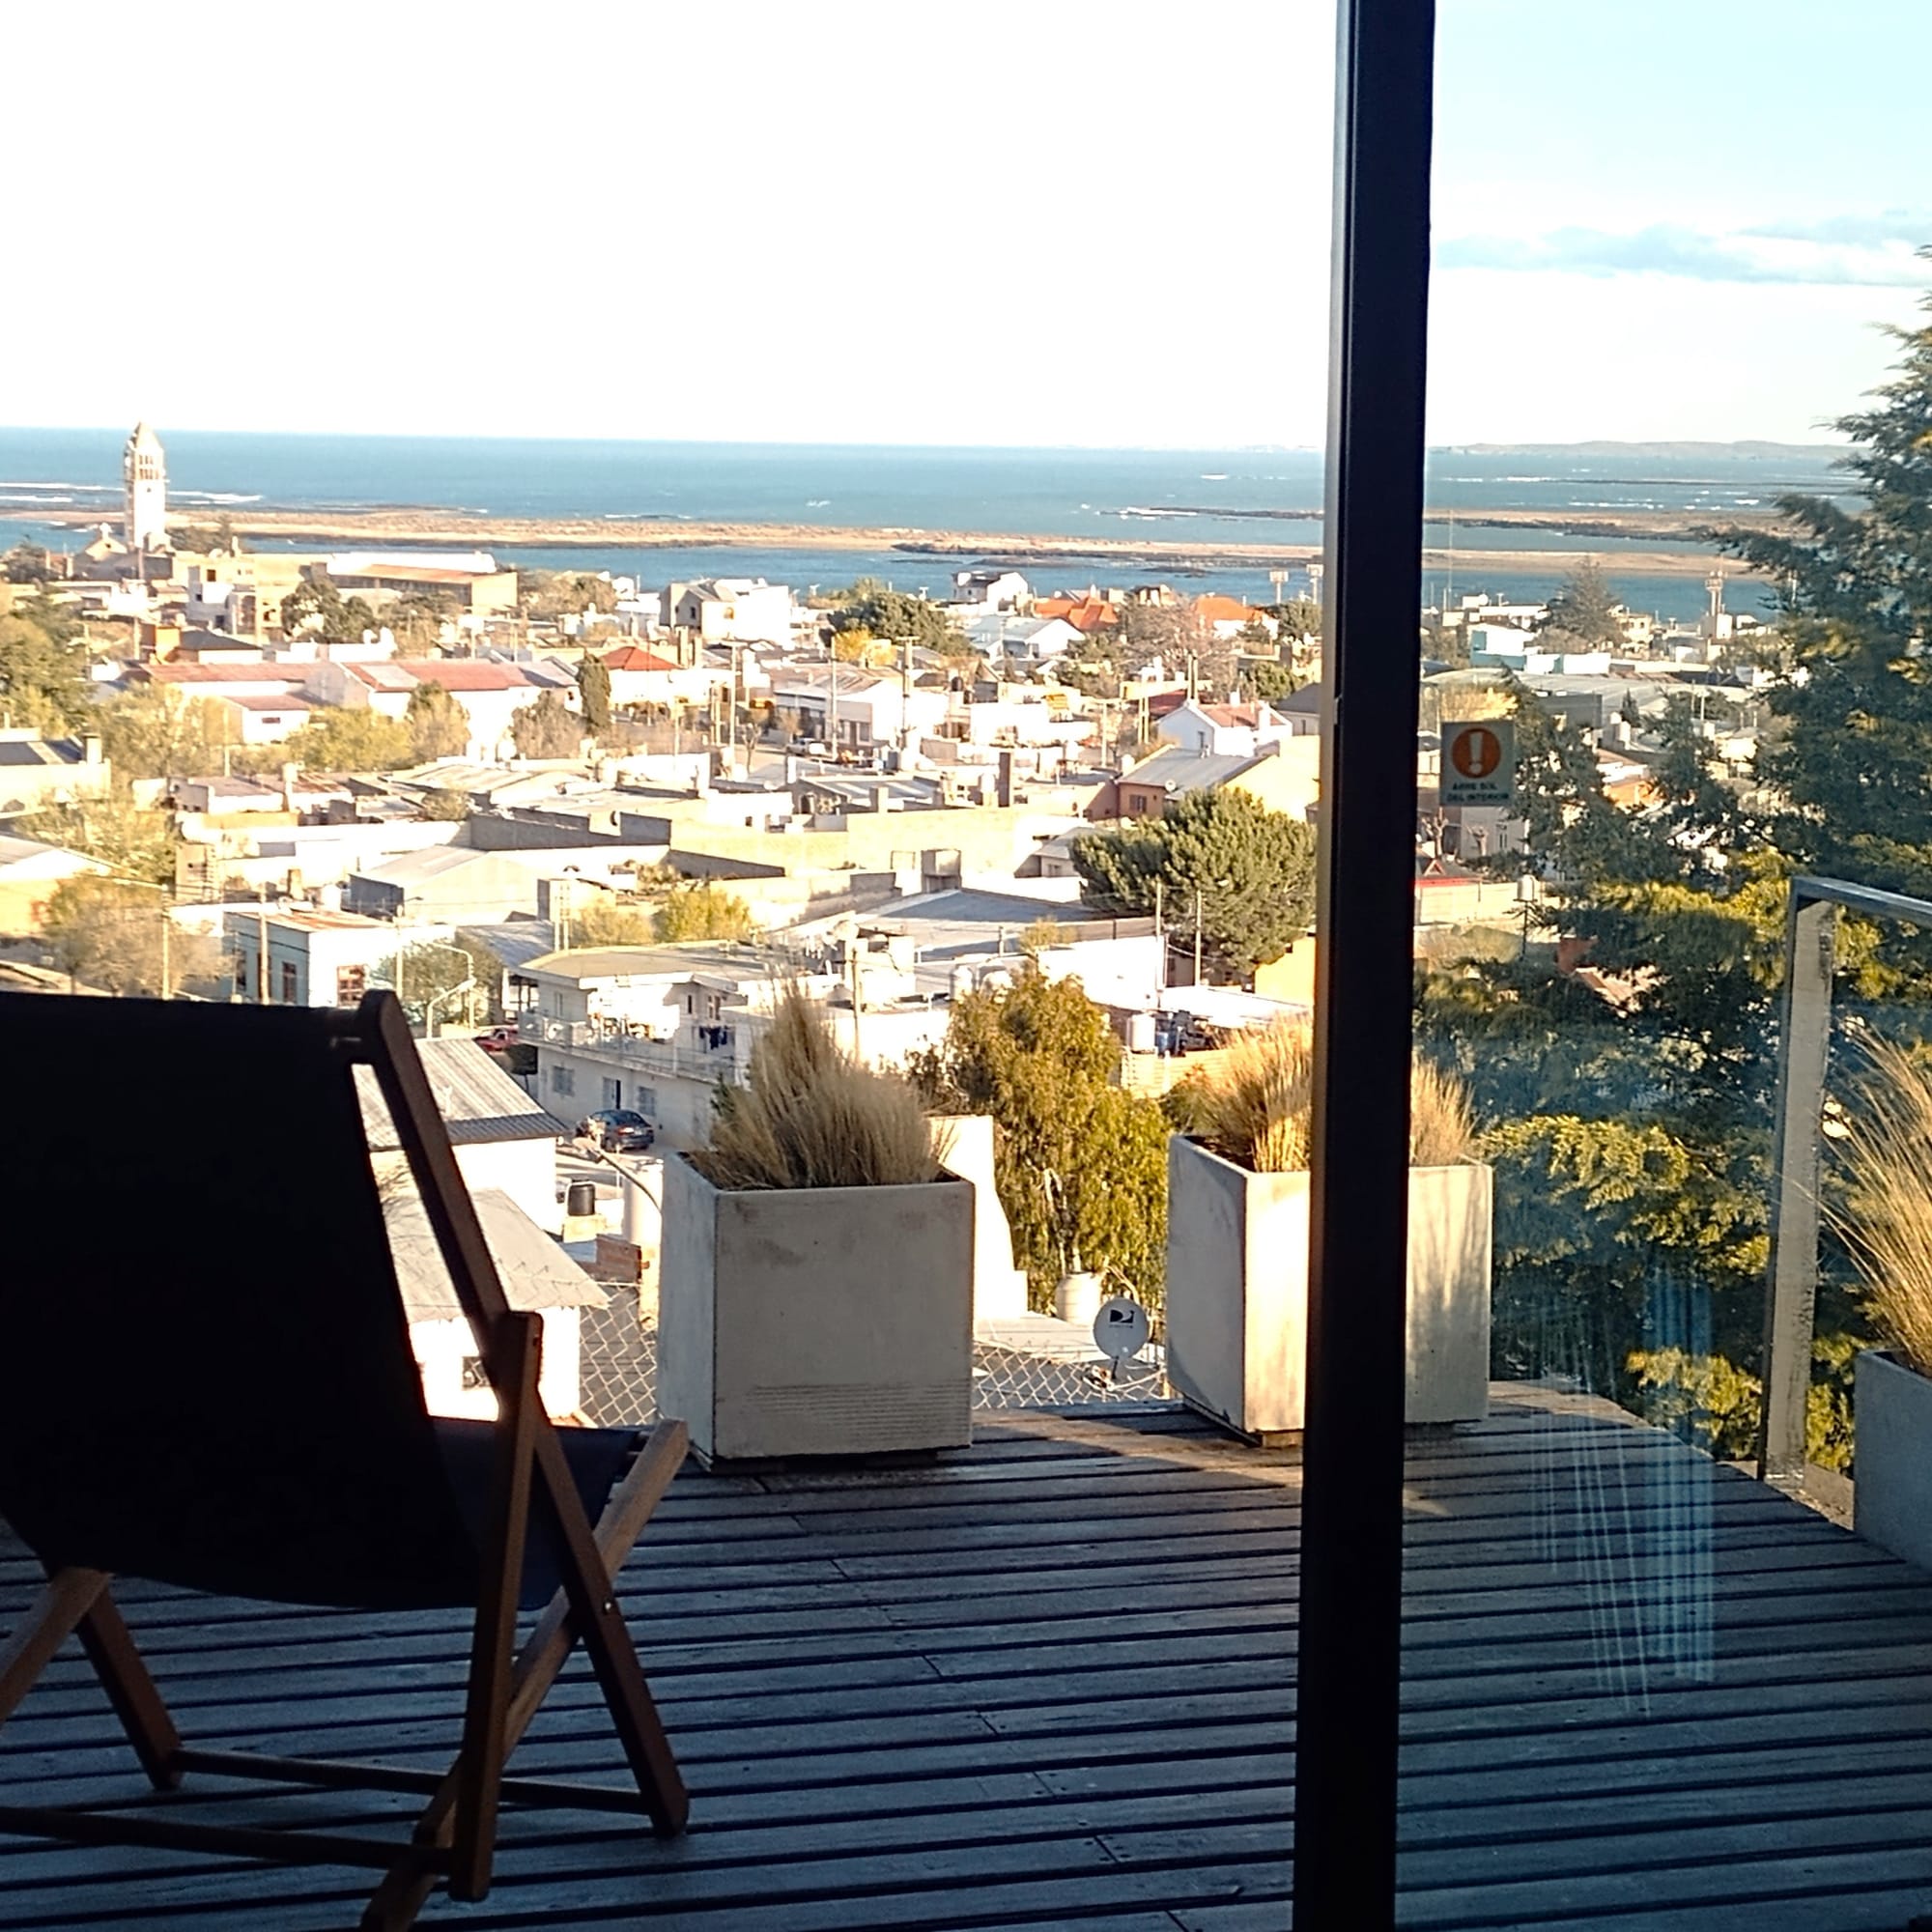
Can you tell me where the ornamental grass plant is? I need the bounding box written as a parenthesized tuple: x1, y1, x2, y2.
(690, 984, 947, 1191)
(1173, 1021, 1475, 1175)
(1832, 1034, 1932, 1377)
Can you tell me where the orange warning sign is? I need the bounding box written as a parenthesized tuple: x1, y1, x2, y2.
(1441, 720, 1517, 807)
(1450, 725, 1503, 780)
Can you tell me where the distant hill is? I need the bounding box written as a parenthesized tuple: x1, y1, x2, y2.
(1442, 440, 1844, 460)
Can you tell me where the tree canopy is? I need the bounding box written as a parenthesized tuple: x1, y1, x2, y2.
(829, 581, 965, 654)
(1537, 558, 1627, 649)
(41, 876, 217, 998)
(404, 680, 470, 761)
(1719, 265, 1932, 896)
(577, 652, 612, 731)
(510, 690, 583, 759)
(655, 883, 755, 942)
(280, 572, 381, 644)
(909, 970, 1168, 1304)
(1071, 787, 1317, 978)
(0, 593, 91, 733)
(284, 704, 416, 773)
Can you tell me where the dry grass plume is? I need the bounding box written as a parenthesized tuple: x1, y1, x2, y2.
(1832, 1034, 1932, 1375)
(690, 984, 947, 1191)
(1173, 1021, 1475, 1174)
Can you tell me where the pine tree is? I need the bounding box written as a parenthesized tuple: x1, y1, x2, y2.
(1720, 258, 1932, 895)
(578, 652, 612, 732)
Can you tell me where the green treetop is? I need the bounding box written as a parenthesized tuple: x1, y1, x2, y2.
(1720, 260, 1932, 896)
(1071, 786, 1317, 978)
(909, 969, 1168, 1304)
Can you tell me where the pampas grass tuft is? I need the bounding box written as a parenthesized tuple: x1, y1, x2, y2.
(690, 984, 946, 1191)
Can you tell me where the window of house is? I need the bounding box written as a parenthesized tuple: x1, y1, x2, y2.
(632, 1085, 656, 1117)
(335, 964, 365, 1006)
(551, 1064, 575, 1098)
(601, 1077, 621, 1110)
(279, 961, 298, 1004)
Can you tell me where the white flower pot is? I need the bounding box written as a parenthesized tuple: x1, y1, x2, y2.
(658, 1155, 975, 1463)
(1854, 1350, 1932, 1571)
(1164, 1136, 1492, 1437)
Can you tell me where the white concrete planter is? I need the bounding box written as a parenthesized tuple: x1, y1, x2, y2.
(1164, 1136, 1492, 1437)
(658, 1155, 975, 1463)
(1854, 1350, 1932, 1572)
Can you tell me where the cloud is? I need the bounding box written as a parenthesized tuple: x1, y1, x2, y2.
(1745, 211, 1932, 248)
(1435, 222, 1929, 288)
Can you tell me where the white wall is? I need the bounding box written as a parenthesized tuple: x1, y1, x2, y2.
(411, 1305, 582, 1419)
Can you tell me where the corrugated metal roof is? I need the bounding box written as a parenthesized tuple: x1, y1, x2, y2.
(382, 1185, 607, 1321)
(356, 1037, 567, 1150)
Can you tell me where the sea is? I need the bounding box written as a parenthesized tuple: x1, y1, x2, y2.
(0, 428, 1854, 624)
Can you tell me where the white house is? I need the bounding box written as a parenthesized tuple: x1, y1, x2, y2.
(0, 730, 111, 814)
(764, 665, 950, 753)
(660, 579, 792, 647)
(601, 643, 720, 710)
(355, 1037, 596, 1420)
(303, 658, 569, 757)
(224, 905, 407, 1007)
(959, 614, 1082, 667)
(1156, 699, 1293, 758)
(211, 692, 316, 745)
(950, 568, 1032, 615)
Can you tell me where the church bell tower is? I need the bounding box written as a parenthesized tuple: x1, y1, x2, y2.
(123, 421, 167, 551)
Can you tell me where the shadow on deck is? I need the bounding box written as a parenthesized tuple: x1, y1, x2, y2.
(4, 1385, 1932, 1930)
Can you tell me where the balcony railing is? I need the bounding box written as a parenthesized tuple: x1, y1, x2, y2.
(517, 1010, 750, 1085)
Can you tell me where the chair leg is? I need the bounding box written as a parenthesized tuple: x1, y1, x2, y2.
(448, 1311, 542, 1904)
(75, 1590, 183, 1791)
(0, 1569, 108, 1722)
(533, 1426, 689, 1836)
(359, 1419, 692, 1931)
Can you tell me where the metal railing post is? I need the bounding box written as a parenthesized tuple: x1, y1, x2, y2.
(1759, 888, 1837, 1480)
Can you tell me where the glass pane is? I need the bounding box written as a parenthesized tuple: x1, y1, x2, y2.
(1401, 3, 1932, 1923)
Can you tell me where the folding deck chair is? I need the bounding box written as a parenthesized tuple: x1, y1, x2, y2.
(0, 990, 689, 1929)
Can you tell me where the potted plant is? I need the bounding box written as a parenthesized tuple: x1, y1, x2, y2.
(1833, 1037, 1932, 1570)
(657, 986, 973, 1464)
(1163, 1024, 1492, 1438)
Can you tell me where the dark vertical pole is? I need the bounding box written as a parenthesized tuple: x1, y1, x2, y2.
(1293, 1, 1436, 1927)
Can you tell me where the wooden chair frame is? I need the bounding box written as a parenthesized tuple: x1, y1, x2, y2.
(0, 992, 689, 1929)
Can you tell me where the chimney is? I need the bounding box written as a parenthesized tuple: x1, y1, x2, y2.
(996, 750, 1015, 809)
(280, 760, 299, 812)
(82, 732, 103, 765)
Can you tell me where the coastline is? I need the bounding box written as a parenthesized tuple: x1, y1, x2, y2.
(29, 502, 1780, 582)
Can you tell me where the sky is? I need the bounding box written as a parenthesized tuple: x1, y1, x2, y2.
(5, 0, 1927, 449)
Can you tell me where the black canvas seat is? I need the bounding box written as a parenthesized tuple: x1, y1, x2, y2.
(0, 990, 688, 1930)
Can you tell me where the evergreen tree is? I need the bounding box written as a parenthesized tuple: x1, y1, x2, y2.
(1538, 557, 1627, 648)
(1720, 260, 1932, 896)
(0, 593, 91, 732)
(577, 652, 612, 731)
(1071, 787, 1317, 978)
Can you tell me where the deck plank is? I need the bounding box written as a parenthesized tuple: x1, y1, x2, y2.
(6, 1391, 1932, 1930)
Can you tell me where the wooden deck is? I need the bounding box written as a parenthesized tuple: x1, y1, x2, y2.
(7, 1387, 1932, 1930)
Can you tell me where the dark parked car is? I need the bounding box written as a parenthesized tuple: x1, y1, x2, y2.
(577, 1109, 656, 1153)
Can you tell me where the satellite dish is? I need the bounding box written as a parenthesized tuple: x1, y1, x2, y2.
(1094, 1294, 1151, 1363)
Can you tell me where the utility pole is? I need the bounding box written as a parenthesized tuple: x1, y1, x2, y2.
(159, 908, 171, 1002)
(256, 890, 269, 1005)
(847, 936, 864, 1064)
(1193, 888, 1205, 987)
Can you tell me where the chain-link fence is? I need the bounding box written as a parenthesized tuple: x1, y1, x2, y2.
(577, 1299, 1171, 1429)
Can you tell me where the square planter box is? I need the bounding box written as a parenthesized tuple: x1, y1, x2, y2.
(1854, 1350, 1932, 1572)
(1164, 1136, 1492, 1438)
(658, 1156, 975, 1463)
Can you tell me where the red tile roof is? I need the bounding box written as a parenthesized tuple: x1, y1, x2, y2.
(604, 645, 680, 672)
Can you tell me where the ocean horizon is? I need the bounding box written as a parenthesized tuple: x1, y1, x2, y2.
(0, 427, 1850, 623)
